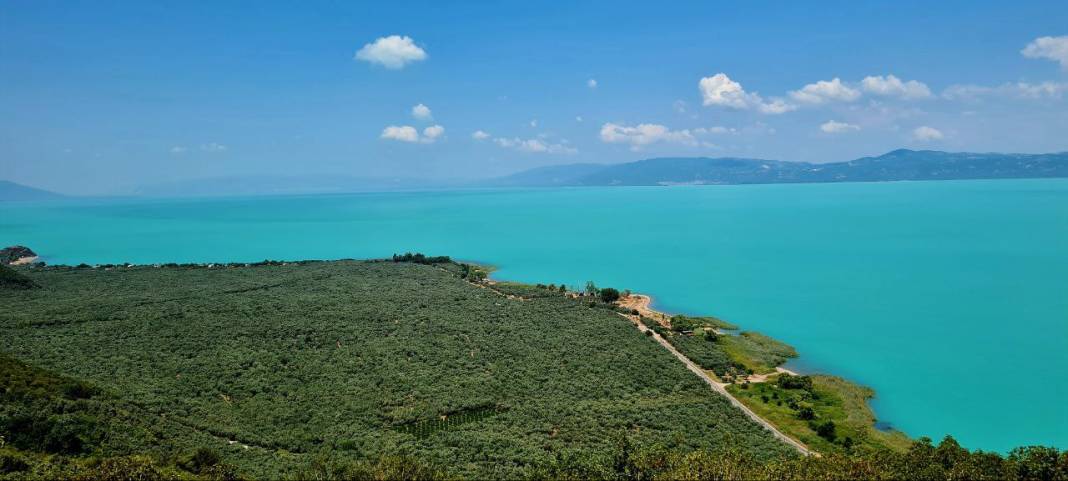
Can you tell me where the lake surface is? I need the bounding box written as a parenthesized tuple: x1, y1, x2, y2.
(2, 179, 1066, 452)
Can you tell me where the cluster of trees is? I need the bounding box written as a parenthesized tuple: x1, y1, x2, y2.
(390, 252, 452, 264)
(531, 435, 1068, 480)
(0, 265, 37, 290)
(580, 281, 622, 303)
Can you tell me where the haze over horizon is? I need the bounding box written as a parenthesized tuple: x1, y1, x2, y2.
(2, 1, 1068, 195)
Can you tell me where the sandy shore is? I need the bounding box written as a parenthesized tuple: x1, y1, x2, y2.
(617, 293, 798, 382)
(9, 256, 38, 266)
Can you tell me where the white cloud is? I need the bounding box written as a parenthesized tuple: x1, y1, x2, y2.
(911, 126, 944, 141)
(494, 137, 576, 154)
(861, 75, 932, 99)
(587, 78, 598, 89)
(381, 125, 420, 142)
(200, 142, 227, 152)
(169, 146, 187, 154)
(697, 126, 735, 134)
(1021, 36, 1068, 69)
(354, 35, 427, 69)
(471, 130, 491, 140)
(575, 116, 583, 122)
(820, 120, 861, 134)
(411, 103, 432, 120)
(699, 73, 761, 109)
(699, 73, 796, 115)
(529, 119, 538, 127)
(599, 122, 704, 150)
(422, 125, 444, 141)
(943, 81, 1068, 100)
(790, 78, 861, 104)
(758, 98, 798, 114)
(381, 124, 444, 143)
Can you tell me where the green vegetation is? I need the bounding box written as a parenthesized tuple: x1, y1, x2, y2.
(530, 435, 1068, 480)
(0, 265, 37, 290)
(728, 373, 912, 454)
(717, 332, 797, 375)
(1, 255, 1063, 479)
(391, 252, 452, 264)
(1, 259, 790, 479)
(655, 315, 796, 380)
(670, 315, 738, 331)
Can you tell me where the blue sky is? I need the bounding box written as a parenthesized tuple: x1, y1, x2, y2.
(2, 1, 1067, 194)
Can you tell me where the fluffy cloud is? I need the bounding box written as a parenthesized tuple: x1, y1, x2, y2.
(861, 75, 932, 99)
(758, 98, 797, 114)
(380, 125, 420, 142)
(169, 146, 187, 154)
(381, 124, 444, 143)
(587, 78, 598, 89)
(411, 103, 432, 120)
(471, 130, 491, 140)
(820, 120, 861, 134)
(942, 81, 1068, 100)
(699, 73, 760, 109)
(1021, 36, 1068, 69)
(600, 122, 699, 150)
(790, 78, 861, 104)
(911, 126, 944, 141)
(200, 142, 227, 152)
(355, 35, 427, 69)
(422, 125, 445, 141)
(494, 137, 576, 154)
(699, 73, 795, 114)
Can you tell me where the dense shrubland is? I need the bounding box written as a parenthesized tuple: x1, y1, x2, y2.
(0, 259, 788, 478)
(1, 258, 1062, 479)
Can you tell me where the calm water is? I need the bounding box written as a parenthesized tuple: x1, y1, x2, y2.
(2, 179, 1066, 451)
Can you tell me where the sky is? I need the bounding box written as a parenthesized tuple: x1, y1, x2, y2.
(2, 1, 1067, 195)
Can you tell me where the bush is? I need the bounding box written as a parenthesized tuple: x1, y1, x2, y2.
(0, 265, 37, 289)
(599, 287, 621, 303)
(814, 420, 837, 442)
(180, 447, 223, 474)
(776, 374, 813, 392)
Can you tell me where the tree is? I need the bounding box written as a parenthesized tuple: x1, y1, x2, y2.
(814, 421, 836, 441)
(584, 281, 598, 297)
(599, 287, 620, 303)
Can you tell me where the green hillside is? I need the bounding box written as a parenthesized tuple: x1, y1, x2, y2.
(0, 260, 789, 479)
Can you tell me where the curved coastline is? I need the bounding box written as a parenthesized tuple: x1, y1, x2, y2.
(481, 266, 909, 454)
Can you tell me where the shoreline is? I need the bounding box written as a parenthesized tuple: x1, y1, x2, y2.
(10, 255, 38, 266)
(609, 289, 912, 453)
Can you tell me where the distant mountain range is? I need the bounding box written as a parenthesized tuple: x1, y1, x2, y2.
(0, 181, 64, 201)
(128, 174, 451, 198)
(486, 149, 1068, 187)
(4, 150, 1068, 200)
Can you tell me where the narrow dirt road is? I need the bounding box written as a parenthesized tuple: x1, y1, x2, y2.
(620, 311, 814, 456)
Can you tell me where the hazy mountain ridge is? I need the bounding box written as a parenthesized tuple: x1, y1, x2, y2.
(492, 149, 1068, 186)
(0, 180, 65, 201)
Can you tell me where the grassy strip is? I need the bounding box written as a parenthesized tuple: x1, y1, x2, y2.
(727, 373, 911, 453)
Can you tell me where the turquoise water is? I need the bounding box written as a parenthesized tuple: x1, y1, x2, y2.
(2, 179, 1066, 452)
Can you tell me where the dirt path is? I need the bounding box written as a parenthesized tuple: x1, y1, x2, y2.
(617, 299, 813, 456)
(441, 265, 811, 455)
